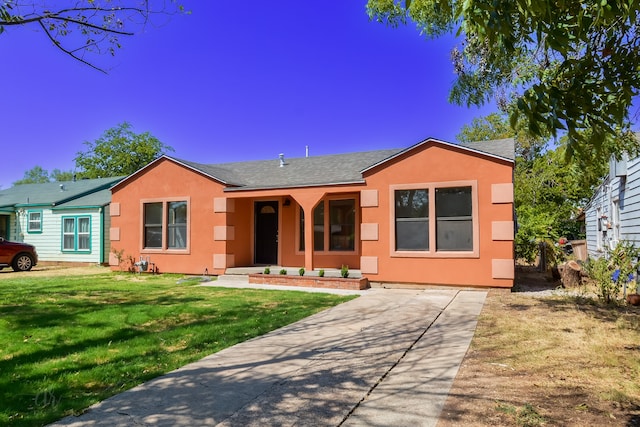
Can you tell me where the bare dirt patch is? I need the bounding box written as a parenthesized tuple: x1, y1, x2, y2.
(438, 266, 640, 426)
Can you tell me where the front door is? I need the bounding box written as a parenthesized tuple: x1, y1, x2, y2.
(255, 201, 279, 265)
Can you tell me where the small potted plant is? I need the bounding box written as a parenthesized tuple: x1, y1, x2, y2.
(299, 267, 305, 276)
(341, 265, 349, 278)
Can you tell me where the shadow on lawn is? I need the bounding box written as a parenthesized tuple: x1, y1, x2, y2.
(1, 287, 350, 427)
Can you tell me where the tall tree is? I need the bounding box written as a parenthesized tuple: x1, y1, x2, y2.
(457, 111, 548, 160)
(75, 122, 173, 178)
(456, 112, 610, 262)
(50, 169, 74, 182)
(13, 165, 50, 185)
(367, 0, 640, 157)
(0, 1, 185, 72)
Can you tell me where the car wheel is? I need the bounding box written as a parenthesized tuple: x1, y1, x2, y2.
(12, 253, 34, 272)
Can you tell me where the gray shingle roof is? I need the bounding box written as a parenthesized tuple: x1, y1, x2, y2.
(461, 138, 516, 161)
(0, 177, 123, 209)
(176, 149, 403, 190)
(155, 137, 514, 192)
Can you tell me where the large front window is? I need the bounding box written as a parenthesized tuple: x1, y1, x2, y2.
(393, 183, 477, 255)
(62, 216, 91, 252)
(143, 200, 189, 251)
(299, 197, 357, 252)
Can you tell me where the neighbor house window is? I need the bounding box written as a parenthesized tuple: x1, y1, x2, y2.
(62, 216, 91, 252)
(142, 199, 189, 251)
(392, 182, 477, 256)
(27, 211, 42, 233)
(298, 197, 357, 252)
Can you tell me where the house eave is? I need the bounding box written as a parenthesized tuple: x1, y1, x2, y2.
(111, 155, 232, 191)
(360, 137, 514, 174)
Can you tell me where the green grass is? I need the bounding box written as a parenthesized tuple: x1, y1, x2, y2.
(0, 271, 356, 426)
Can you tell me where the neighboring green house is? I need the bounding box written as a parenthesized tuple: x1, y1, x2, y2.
(0, 177, 122, 264)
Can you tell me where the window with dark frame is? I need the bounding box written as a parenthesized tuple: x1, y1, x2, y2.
(167, 201, 187, 249)
(329, 199, 355, 251)
(395, 189, 429, 251)
(298, 198, 356, 252)
(314, 202, 325, 251)
(394, 185, 474, 253)
(435, 187, 473, 251)
(144, 202, 163, 249)
(144, 201, 188, 250)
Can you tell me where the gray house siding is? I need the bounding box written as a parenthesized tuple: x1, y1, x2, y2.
(585, 155, 640, 258)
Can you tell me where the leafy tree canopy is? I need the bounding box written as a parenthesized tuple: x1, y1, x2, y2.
(13, 166, 75, 185)
(367, 0, 640, 158)
(0, 1, 185, 72)
(456, 111, 616, 262)
(74, 122, 173, 178)
(457, 111, 548, 160)
(13, 165, 50, 185)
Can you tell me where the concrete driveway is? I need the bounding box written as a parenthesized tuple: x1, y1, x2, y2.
(50, 284, 486, 427)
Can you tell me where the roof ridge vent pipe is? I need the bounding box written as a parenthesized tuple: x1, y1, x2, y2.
(305, 145, 309, 158)
(279, 153, 285, 167)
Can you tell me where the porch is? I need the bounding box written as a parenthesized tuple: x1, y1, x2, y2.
(223, 266, 368, 290)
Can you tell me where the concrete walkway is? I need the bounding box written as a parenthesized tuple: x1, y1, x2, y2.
(50, 279, 487, 427)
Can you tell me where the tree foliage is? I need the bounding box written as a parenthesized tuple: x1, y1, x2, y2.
(13, 166, 75, 185)
(456, 112, 613, 262)
(457, 111, 548, 160)
(0, 1, 185, 72)
(74, 122, 173, 178)
(367, 0, 640, 158)
(13, 165, 50, 185)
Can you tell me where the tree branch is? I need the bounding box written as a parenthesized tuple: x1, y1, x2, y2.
(38, 20, 107, 74)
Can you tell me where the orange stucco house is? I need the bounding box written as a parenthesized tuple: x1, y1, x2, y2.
(109, 137, 515, 288)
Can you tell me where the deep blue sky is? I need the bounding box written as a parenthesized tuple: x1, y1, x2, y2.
(0, 1, 498, 188)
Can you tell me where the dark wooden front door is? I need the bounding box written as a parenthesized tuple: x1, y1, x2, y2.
(255, 201, 278, 265)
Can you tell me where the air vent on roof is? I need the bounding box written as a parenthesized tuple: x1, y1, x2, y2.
(279, 153, 285, 167)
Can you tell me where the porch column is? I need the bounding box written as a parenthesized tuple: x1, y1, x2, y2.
(303, 205, 314, 272)
(291, 191, 325, 273)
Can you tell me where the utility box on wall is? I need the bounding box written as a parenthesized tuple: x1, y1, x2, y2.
(610, 154, 628, 178)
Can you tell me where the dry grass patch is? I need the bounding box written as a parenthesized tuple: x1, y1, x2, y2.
(439, 270, 640, 427)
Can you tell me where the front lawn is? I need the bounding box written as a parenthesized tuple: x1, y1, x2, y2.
(0, 269, 356, 426)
